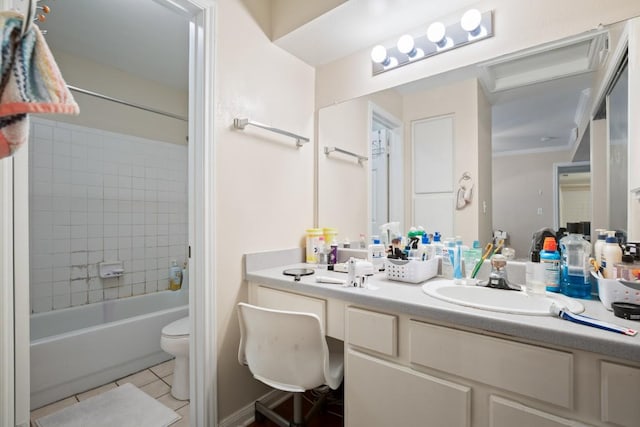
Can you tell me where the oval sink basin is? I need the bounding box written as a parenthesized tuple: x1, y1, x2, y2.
(422, 279, 584, 315)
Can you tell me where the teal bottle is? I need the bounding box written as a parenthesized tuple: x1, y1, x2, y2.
(540, 237, 560, 293)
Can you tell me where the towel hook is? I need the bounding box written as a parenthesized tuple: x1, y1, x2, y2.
(21, 0, 36, 36)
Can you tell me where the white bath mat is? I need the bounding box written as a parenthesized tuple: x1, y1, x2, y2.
(34, 383, 181, 427)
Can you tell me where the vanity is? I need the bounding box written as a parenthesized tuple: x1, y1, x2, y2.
(245, 249, 640, 427)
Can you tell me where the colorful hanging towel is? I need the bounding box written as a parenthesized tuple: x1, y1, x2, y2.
(0, 11, 79, 159)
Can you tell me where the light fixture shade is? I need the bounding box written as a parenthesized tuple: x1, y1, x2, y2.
(397, 34, 415, 54)
(371, 45, 388, 64)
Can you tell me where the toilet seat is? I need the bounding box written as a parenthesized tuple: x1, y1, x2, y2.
(162, 317, 189, 338)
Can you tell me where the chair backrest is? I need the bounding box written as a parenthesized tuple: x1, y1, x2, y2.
(237, 302, 330, 393)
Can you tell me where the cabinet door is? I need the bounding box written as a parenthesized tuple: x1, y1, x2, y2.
(490, 396, 587, 427)
(601, 361, 640, 427)
(346, 350, 470, 427)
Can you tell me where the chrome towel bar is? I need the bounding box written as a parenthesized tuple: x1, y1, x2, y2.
(324, 146, 368, 164)
(233, 118, 309, 147)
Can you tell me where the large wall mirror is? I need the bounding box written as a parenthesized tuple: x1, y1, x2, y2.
(317, 19, 636, 259)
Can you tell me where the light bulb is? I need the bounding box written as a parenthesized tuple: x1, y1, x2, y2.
(397, 34, 415, 54)
(427, 22, 446, 44)
(371, 45, 388, 64)
(370, 45, 398, 68)
(461, 9, 486, 39)
(427, 22, 452, 50)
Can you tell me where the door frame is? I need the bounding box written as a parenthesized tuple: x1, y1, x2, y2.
(368, 102, 404, 238)
(0, 0, 218, 425)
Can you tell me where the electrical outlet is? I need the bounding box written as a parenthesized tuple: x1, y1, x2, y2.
(537, 207, 543, 215)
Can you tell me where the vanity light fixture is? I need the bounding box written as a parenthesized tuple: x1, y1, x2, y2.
(371, 9, 494, 75)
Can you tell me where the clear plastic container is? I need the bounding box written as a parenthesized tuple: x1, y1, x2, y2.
(559, 223, 592, 299)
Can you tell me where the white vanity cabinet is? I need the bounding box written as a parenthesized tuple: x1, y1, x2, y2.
(247, 281, 640, 427)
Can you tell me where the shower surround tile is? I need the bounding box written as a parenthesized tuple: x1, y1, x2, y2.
(29, 118, 188, 313)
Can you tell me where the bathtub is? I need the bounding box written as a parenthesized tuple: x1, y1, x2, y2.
(30, 289, 188, 409)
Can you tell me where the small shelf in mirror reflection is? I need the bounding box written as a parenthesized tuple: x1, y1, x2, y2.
(324, 146, 368, 164)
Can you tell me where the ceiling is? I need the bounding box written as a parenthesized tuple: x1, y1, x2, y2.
(36, 0, 607, 155)
(38, 0, 189, 91)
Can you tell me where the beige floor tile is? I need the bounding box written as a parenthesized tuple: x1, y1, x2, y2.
(157, 392, 189, 411)
(30, 396, 78, 422)
(116, 369, 157, 387)
(150, 359, 175, 378)
(170, 404, 190, 427)
(76, 382, 118, 401)
(162, 373, 174, 386)
(140, 378, 171, 399)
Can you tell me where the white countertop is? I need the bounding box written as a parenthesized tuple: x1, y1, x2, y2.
(245, 257, 640, 362)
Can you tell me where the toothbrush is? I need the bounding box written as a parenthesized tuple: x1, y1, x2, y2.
(549, 302, 637, 336)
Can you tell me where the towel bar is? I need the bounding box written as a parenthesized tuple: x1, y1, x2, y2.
(233, 118, 309, 147)
(324, 146, 368, 164)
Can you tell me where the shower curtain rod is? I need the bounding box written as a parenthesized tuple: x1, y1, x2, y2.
(67, 85, 188, 122)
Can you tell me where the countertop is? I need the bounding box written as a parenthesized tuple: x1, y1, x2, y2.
(245, 251, 640, 363)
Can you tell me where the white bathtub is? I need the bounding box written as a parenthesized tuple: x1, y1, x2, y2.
(30, 290, 188, 409)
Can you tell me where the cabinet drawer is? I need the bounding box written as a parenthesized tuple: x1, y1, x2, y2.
(490, 396, 580, 427)
(601, 361, 640, 427)
(410, 320, 573, 408)
(347, 307, 397, 356)
(347, 349, 470, 427)
(254, 286, 326, 332)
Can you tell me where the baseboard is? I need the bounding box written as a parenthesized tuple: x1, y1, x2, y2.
(218, 389, 289, 427)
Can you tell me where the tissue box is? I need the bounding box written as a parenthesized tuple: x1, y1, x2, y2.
(385, 257, 439, 284)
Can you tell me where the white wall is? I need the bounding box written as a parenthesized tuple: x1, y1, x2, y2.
(493, 149, 572, 258)
(214, 0, 315, 420)
(49, 50, 188, 146)
(28, 118, 188, 314)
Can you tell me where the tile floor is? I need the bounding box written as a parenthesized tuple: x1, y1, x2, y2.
(30, 359, 189, 427)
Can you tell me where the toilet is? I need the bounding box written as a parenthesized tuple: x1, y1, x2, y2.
(160, 316, 189, 400)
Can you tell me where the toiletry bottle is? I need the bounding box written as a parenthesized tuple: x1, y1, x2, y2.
(169, 260, 183, 291)
(441, 239, 454, 279)
(452, 237, 463, 282)
(368, 237, 386, 272)
(419, 233, 430, 260)
(601, 236, 622, 279)
(540, 237, 560, 293)
(593, 229, 607, 266)
(317, 236, 328, 269)
(526, 248, 545, 295)
(328, 238, 338, 266)
(559, 222, 591, 299)
(431, 232, 443, 264)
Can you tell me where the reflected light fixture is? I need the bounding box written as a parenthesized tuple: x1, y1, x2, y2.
(370, 45, 398, 68)
(461, 8, 487, 40)
(370, 9, 494, 75)
(397, 34, 424, 60)
(427, 22, 453, 50)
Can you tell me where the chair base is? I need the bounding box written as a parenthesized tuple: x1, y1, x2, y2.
(254, 390, 329, 427)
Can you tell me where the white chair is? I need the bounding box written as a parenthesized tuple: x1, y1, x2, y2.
(237, 302, 344, 427)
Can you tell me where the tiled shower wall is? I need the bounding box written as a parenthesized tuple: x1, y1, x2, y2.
(29, 118, 188, 313)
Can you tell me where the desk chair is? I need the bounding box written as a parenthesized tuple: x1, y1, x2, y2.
(237, 302, 344, 427)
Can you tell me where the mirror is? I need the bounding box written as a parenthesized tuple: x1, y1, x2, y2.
(318, 23, 629, 259)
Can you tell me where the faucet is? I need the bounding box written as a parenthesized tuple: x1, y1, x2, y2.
(482, 254, 522, 291)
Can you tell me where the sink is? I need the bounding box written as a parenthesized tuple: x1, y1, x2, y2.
(422, 279, 584, 315)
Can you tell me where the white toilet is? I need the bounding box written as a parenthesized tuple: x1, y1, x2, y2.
(160, 316, 190, 400)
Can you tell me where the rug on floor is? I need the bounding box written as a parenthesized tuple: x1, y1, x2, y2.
(34, 383, 181, 427)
